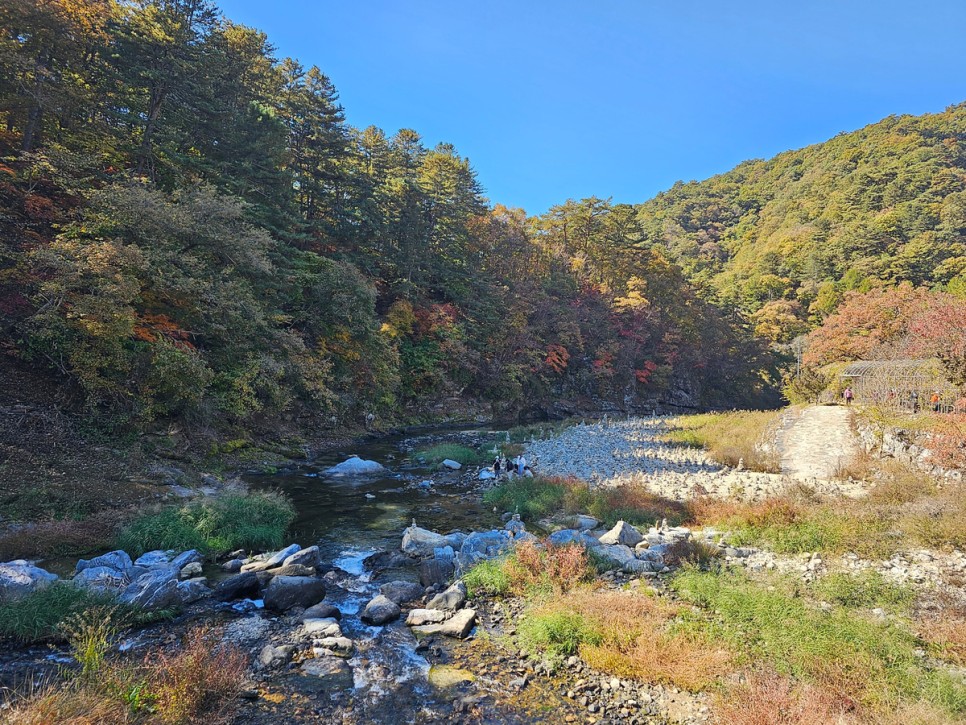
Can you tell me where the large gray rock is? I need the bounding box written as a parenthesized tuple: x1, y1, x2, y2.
(594, 544, 638, 571)
(314, 637, 353, 656)
(442, 532, 466, 550)
(441, 459, 462, 470)
(283, 545, 320, 570)
(406, 608, 448, 626)
(176, 577, 211, 604)
(213, 571, 261, 601)
(458, 530, 513, 568)
(73, 565, 127, 592)
(120, 567, 181, 610)
(179, 562, 203, 579)
(379, 580, 424, 604)
(170, 549, 203, 570)
(76, 550, 132, 574)
(266, 563, 316, 578)
(134, 550, 174, 568)
(259, 644, 296, 668)
(360, 594, 400, 625)
(570, 514, 600, 531)
(0, 560, 58, 602)
(325, 456, 386, 475)
(303, 617, 342, 637)
(302, 602, 341, 621)
(401, 526, 448, 558)
(263, 575, 326, 611)
(598, 520, 644, 548)
(418, 557, 455, 587)
(426, 581, 466, 611)
(411, 608, 476, 638)
(548, 529, 600, 548)
(242, 544, 301, 573)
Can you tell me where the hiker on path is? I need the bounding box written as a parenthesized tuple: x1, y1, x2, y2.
(843, 387, 854, 406)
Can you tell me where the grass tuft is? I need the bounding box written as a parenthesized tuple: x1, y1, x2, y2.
(413, 443, 483, 466)
(0, 583, 116, 643)
(114, 490, 295, 557)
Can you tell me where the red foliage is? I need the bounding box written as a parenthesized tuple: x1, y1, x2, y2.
(635, 360, 658, 384)
(133, 313, 194, 348)
(24, 194, 56, 222)
(544, 344, 570, 374)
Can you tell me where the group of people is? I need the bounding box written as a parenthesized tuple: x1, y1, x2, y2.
(493, 454, 533, 478)
(850, 387, 945, 412)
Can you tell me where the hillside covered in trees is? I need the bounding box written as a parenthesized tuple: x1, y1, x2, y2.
(635, 105, 966, 343)
(2, 0, 965, 443)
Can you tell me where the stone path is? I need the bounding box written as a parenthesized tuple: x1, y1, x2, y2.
(779, 405, 860, 481)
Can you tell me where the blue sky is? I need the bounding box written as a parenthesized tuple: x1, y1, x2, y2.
(218, 0, 966, 214)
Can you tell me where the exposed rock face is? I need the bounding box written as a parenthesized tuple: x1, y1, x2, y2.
(76, 550, 132, 574)
(213, 571, 261, 601)
(379, 580, 424, 604)
(401, 525, 447, 558)
(325, 456, 386, 475)
(0, 560, 58, 602)
(360, 594, 401, 625)
(598, 520, 644, 548)
(263, 575, 326, 611)
(410, 608, 477, 638)
(426, 581, 466, 611)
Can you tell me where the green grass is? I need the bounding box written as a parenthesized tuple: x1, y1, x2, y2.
(812, 570, 915, 614)
(463, 558, 512, 598)
(0, 583, 116, 642)
(670, 567, 966, 716)
(115, 490, 295, 557)
(518, 609, 601, 658)
(483, 476, 687, 528)
(413, 443, 483, 466)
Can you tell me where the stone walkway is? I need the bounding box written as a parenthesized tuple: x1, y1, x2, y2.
(779, 405, 860, 481)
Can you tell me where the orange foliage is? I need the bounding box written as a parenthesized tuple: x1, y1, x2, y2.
(544, 344, 570, 374)
(715, 672, 858, 725)
(132, 313, 194, 348)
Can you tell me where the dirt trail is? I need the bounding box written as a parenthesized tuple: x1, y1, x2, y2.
(780, 405, 860, 481)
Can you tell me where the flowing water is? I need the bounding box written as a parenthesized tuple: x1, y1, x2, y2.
(243, 427, 510, 723)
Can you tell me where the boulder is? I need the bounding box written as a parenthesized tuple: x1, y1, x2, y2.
(259, 644, 296, 668)
(76, 550, 132, 574)
(134, 550, 174, 568)
(282, 545, 320, 570)
(302, 602, 341, 621)
(73, 565, 127, 592)
(401, 525, 447, 558)
(441, 459, 462, 470)
(314, 636, 354, 656)
(300, 655, 352, 684)
(170, 549, 203, 570)
(635, 546, 664, 564)
(458, 530, 513, 568)
(242, 544, 301, 573)
(325, 456, 386, 475)
(176, 577, 211, 604)
(426, 581, 466, 611)
(303, 617, 342, 637)
(266, 563, 316, 578)
(514, 531, 539, 545)
(213, 571, 261, 601)
(179, 562, 203, 579)
(594, 544, 638, 571)
(120, 567, 181, 610)
(548, 529, 600, 548)
(478, 469, 496, 480)
(360, 594, 400, 625)
(379, 580, 425, 605)
(442, 532, 466, 550)
(505, 515, 526, 535)
(406, 608, 448, 626)
(571, 515, 600, 531)
(222, 559, 244, 573)
(419, 556, 455, 587)
(0, 561, 58, 602)
(263, 576, 326, 612)
(363, 550, 416, 572)
(411, 608, 476, 638)
(598, 521, 644, 548)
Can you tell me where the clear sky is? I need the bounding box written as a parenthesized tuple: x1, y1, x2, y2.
(217, 0, 966, 215)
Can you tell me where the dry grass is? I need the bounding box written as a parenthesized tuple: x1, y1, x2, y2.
(715, 672, 859, 725)
(506, 540, 592, 594)
(662, 410, 782, 473)
(917, 616, 966, 666)
(3, 626, 247, 725)
(0, 509, 129, 560)
(526, 588, 732, 692)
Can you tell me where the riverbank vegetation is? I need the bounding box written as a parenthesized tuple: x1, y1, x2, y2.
(114, 491, 295, 557)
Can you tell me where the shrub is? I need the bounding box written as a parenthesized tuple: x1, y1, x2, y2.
(715, 672, 858, 725)
(115, 490, 295, 556)
(61, 605, 126, 679)
(463, 541, 591, 597)
(519, 609, 600, 657)
(463, 558, 511, 597)
(483, 477, 567, 519)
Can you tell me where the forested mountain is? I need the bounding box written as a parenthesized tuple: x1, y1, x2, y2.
(635, 105, 966, 342)
(0, 0, 776, 437)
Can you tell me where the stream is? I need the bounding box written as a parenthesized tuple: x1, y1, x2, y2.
(240, 426, 524, 723)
